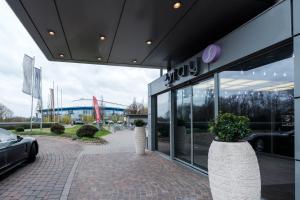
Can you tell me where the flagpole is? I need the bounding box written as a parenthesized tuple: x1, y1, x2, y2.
(53, 81, 55, 123)
(40, 66, 43, 131)
(61, 88, 62, 122)
(57, 85, 59, 123)
(30, 57, 35, 132)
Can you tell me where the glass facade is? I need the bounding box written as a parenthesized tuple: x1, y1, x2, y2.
(175, 87, 192, 163)
(193, 78, 214, 170)
(156, 92, 170, 155)
(174, 79, 215, 169)
(154, 43, 295, 199)
(219, 46, 294, 200)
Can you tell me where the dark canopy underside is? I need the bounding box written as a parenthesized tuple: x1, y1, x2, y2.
(6, 0, 276, 68)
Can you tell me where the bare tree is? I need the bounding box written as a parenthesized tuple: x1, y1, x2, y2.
(126, 98, 138, 114)
(126, 98, 147, 115)
(0, 103, 13, 121)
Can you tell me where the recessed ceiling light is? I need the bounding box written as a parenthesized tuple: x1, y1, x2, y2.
(97, 57, 102, 61)
(146, 40, 152, 45)
(132, 59, 137, 63)
(100, 35, 106, 41)
(173, 2, 182, 9)
(59, 53, 64, 58)
(48, 30, 55, 36)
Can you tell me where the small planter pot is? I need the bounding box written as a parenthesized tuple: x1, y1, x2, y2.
(208, 140, 261, 200)
(134, 126, 146, 155)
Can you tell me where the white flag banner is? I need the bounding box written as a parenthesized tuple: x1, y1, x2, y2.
(49, 88, 54, 109)
(22, 54, 34, 95)
(33, 67, 41, 99)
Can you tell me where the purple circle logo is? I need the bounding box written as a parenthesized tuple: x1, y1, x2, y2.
(202, 44, 221, 64)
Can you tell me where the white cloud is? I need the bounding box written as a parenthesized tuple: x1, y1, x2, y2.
(0, 1, 160, 117)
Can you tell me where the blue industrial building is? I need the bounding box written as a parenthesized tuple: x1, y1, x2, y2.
(41, 106, 125, 120)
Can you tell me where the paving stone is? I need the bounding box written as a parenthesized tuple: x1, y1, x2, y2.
(0, 136, 82, 200)
(0, 131, 212, 200)
(68, 152, 212, 200)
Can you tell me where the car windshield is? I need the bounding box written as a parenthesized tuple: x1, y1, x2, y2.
(0, 128, 17, 142)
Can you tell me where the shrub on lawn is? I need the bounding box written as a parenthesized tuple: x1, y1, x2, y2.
(76, 125, 98, 138)
(50, 124, 65, 134)
(15, 127, 25, 132)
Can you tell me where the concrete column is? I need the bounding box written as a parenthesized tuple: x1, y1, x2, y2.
(214, 73, 219, 120)
(170, 91, 175, 159)
(296, 98, 300, 160)
(147, 95, 151, 150)
(295, 37, 300, 98)
(296, 98, 300, 200)
(294, 17, 299, 182)
(296, 161, 300, 200)
(147, 84, 156, 151)
(294, 0, 300, 35)
(294, 35, 300, 200)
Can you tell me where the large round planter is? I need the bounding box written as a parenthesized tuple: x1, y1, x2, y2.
(134, 127, 146, 155)
(208, 140, 261, 200)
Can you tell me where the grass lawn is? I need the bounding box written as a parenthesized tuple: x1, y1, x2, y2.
(16, 125, 110, 143)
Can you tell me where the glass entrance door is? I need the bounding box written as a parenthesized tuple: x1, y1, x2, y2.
(192, 78, 215, 170)
(175, 87, 192, 163)
(156, 92, 170, 155)
(174, 78, 215, 168)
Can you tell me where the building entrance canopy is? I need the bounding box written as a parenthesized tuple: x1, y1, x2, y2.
(6, 0, 275, 68)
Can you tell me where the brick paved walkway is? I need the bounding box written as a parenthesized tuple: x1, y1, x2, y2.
(82, 129, 135, 154)
(68, 152, 211, 200)
(0, 136, 83, 200)
(0, 129, 212, 200)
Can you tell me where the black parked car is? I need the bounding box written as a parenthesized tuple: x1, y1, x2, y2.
(0, 128, 38, 175)
(246, 130, 294, 157)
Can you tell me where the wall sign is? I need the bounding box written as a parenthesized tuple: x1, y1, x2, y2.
(164, 57, 202, 86)
(164, 44, 221, 87)
(202, 44, 221, 64)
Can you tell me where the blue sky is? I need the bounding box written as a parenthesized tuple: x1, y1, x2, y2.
(0, 1, 160, 117)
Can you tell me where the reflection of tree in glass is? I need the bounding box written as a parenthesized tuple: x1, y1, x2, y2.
(220, 89, 294, 132)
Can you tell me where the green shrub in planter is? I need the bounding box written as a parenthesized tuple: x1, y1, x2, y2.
(208, 113, 251, 142)
(76, 125, 98, 137)
(50, 124, 65, 134)
(134, 119, 146, 127)
(15, 127, 25, 132)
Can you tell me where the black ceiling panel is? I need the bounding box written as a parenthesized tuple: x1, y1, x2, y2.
(55, 0, 125, 63)
(6, 0, 276, 68)
(108, 0, 197, 65)
(143, 0, 274, 67)
(20, 0, 71, 60)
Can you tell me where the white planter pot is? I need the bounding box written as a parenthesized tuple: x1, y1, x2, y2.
(208, 140, 261, 200)
(134, 127, 146, 155)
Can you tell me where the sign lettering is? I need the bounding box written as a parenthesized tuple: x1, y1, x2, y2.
(164, 44, 221, 87)
(164, 57, 202, 86)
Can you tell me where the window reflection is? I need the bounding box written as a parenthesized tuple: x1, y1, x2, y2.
(156, 92, 170, 155)
(193, 79, 214, 170)
(219, 50, 294, 200)
(175, 87, 192, 163)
